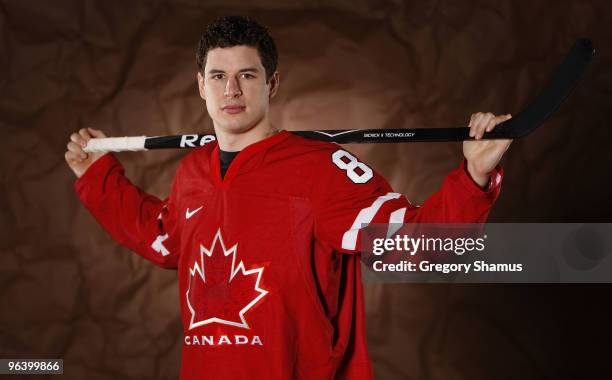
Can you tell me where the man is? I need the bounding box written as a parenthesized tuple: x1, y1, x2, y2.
(65, 16, 511, 380)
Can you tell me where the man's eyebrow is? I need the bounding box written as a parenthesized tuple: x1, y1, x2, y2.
(206, 67, 260, 74)
(238, 67, 259, 73)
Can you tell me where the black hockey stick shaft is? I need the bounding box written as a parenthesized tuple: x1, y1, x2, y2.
(85, 38, 594, 153)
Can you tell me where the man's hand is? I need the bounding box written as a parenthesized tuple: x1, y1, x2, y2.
(463, 112, 513, 188)
(65, 127, 107, 178)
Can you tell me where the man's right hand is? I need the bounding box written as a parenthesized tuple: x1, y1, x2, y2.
(65, 127, 107, 178)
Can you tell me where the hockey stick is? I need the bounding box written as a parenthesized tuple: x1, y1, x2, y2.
(84, 38, 594, 153)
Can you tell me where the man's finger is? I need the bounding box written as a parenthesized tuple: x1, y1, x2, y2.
(486, 114, 512, 132)
(470, 112, 513, 138)
(67, 141, 87, 159)
(70, 132, 86, 147)
(476, 113, 493, 139)
(64, 151, 73, 162)
(470, 113, 484, 137)
(78, 128, 92, 142)
(485, 118, 497, 132)
(492, 113, 512, 125)
(88, 127, 107, 138)
(65, 150, 83, 163)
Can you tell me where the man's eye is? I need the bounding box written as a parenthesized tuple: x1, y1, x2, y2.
(241, 73, 255, 79)
(212, 74, 224, 80)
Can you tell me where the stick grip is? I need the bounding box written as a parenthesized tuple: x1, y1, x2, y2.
(84, 136, 147, 153)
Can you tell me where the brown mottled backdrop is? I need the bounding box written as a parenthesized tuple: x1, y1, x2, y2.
(1, 0, 611, 379)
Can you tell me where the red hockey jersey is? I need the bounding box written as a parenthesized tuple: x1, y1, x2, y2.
(75, 130, 502, 379)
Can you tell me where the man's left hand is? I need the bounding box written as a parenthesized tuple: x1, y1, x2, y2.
(463, 112, 513, 188)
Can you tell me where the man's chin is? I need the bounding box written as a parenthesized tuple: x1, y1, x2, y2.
(214, 121, 255, 135)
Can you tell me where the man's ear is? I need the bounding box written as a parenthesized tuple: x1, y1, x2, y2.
(268, 71, 280, 99)
(197, 71, 206, 100)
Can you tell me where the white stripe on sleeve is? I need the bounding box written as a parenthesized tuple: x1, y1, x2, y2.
(386, 207, 407, 237)
(341, 192, 402, 250)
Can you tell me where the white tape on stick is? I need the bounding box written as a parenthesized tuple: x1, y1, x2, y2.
(84, 136, 147, 153)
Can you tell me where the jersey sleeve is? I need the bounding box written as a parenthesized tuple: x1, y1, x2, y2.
(312, 147, 503, 254)
(74, 153, 181, 269)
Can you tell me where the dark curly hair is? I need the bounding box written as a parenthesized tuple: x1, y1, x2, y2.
(196, 16, 278, 83)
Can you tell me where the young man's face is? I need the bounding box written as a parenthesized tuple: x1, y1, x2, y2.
(197, 45, 278, 135)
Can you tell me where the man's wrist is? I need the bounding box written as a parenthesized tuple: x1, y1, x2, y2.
(466, 161, 491, 189)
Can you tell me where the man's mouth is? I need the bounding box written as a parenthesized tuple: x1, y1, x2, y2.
(222, 105, 246, 115)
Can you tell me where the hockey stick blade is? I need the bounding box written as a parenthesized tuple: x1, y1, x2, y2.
(84, 38, 594, 153)
(294, 38, 595, 143)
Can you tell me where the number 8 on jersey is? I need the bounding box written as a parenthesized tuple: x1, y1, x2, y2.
(332, 149, 373, 184)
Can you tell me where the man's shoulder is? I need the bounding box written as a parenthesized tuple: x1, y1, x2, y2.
(175, 142, 216, 175)
(279, 131, 392, 191)
(273, 131, 344, 160)
(267, 131, 376, 178)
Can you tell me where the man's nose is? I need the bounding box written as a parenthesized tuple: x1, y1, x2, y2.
(224, 77, 242, 98)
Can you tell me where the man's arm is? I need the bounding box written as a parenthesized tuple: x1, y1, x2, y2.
(313, 112, 510, 253)
(401, 111, 510, 223)
(66, 128, 181, 268)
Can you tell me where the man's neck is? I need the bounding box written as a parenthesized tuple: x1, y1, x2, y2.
(214, 119, 278, 151)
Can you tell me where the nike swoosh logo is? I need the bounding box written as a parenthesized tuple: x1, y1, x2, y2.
(185, 206, 203, 220)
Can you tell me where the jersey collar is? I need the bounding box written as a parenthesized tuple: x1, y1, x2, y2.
(210, 130, 291, 187)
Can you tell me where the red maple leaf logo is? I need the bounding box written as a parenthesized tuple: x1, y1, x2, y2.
(186, 229, 268, 330)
